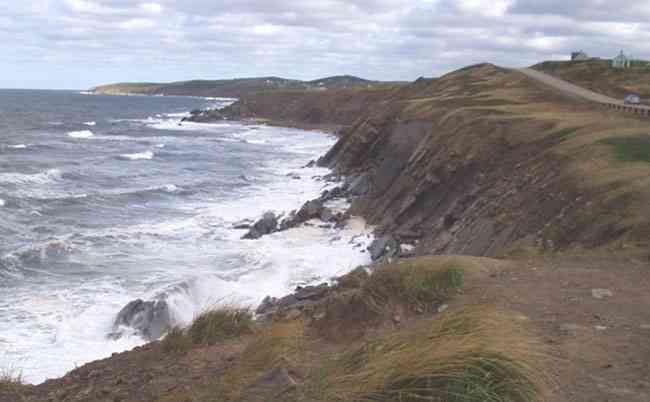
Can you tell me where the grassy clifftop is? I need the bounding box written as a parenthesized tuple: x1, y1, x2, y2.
(532, 59, 650, 99)
(221, 63, 650, 258)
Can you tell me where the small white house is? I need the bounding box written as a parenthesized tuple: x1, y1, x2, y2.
(612, 51, 631, 69)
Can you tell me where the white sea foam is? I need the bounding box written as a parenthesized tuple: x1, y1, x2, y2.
(0, 199, 5, 207)
(0, 168, 62, 185)
(67, 130, 94, 138)
(8, 144, 27, 149)
(1, 122, 368, 385)
(162, 184, 178, 193)
(83, 121, 96, 126)
(120, 150, 154, 160)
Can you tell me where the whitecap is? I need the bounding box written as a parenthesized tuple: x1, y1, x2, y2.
(120, 150, 154, 160)
(0, 169, 62, 185)
(67, 130, 94, 139)
(156, 144, 166, 148)
(9, 144, 27, 149)
(162, 184, 178, 193)
(0, 199, 5, 207)
(83, 121, 96, 126)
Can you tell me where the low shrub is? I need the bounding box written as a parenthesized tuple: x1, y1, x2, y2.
(188, 307, 254, 345)
(597, 135, 650, 163)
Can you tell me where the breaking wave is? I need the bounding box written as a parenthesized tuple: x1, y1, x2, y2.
(67, 130, 94, 138)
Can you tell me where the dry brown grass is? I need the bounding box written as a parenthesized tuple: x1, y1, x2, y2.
(322, 307, 548, 402)
(0, 369, 26, 400)
(215, 320, 307, 401)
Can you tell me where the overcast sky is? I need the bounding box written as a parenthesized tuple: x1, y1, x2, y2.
(2, 0, 649, 89)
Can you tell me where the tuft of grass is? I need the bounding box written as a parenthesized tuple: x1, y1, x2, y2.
(597, 135, 650, 163)
(0, 369, 25, 397)
(364, 260, 465, 311)
(188, 307, 254, 345)
(217, 320, 307, 401)
(323, 307, 546, 402)
(161, 326, 192, 354)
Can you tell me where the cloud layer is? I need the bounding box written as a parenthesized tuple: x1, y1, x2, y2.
(2, 0, 649, 89)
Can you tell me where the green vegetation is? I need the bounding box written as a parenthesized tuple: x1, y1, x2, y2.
(597, 135, 650, 163)
(188, 308, 254, 345)
(364, 260, 465, 311)
(159, 307, 254, 353)
(324, 308, 544, 402)
(161, 326, 192, 354)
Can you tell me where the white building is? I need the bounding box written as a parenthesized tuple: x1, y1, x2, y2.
(612, 51, 631, 69)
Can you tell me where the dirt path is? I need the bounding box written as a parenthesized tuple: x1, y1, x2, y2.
(459, 254, 650, 402)
(518, 68, 650, 113)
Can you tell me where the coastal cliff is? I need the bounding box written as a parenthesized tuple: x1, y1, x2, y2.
(204, 63, 650, 258)
(4, 63, 650, 402)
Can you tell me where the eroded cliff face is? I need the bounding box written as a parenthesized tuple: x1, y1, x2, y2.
(215, 63, 650, 257)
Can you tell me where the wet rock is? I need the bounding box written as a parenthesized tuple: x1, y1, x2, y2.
(286, 172, 301, 180)
(242, 212, 279, 239)
(256, 296, 278, 315)
(109, 299, 171, 341)
(255, 284, 330, 321)
(368, 235, 399, 261)
(320, 207, 335, 222)
(592, 289, 613, 299)
(348, 173, 370, 196)
(303, 160, 316, 168)
(294, 283, 329, 301)
(297, 200, 323, 220)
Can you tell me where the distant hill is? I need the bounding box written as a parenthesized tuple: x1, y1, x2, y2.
(532, 59, 650, 99)
(91, 75, 404, 98)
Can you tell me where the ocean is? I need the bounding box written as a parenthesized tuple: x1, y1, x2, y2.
(0, 89, 372, 383)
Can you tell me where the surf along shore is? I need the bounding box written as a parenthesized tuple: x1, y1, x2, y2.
(3, 63, 650, 402)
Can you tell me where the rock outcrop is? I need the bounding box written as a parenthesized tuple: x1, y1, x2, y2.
(109, 299, 172, 341)
(242, 212, 279, 239)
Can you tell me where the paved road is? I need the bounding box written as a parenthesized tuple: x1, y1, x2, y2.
(517, 67, 650, 112)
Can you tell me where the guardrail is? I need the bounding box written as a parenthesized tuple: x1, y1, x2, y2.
(604, 103, 650, 116)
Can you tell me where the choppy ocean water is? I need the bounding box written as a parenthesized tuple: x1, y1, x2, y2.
(0, 89, 372, 383)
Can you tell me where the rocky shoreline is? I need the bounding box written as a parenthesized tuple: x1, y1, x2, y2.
(109, 163, 421, 341)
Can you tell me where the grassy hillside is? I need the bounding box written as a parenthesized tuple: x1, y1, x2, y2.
(532, 59, 650, 99)
(220, 63, 650, 257)
(91, 76, 403, 98)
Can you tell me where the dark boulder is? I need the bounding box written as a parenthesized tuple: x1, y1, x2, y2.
(368, 235, 399, 261)
(109, 299, 171, 341)
(255, 284, 330, 321)
(242, 212, 279, 239)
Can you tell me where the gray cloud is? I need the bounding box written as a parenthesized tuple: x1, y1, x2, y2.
(1, 0, 649, 89)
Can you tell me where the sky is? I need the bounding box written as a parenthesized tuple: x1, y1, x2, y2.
(1, 0, 649, 89)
